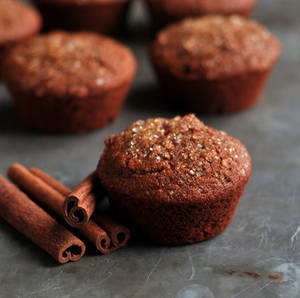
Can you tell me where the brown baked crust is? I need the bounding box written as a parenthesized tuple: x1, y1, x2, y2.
(97, 114, 252, 244)
(146, 0, 257, 28)
(151, 16, 281, 80)
(3, 31, 136, 99)
(2, 31, 136, 133)
(0, 0, 41, 46)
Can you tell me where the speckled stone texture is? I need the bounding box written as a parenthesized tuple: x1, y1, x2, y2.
(151, 16, 281, 113)
(2, 31, 137, 133)
(97, 114, 252, 245)
(33, 0, 130, 35)
(146, 0, 257, 29)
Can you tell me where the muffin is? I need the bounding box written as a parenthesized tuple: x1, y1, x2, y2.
(97, 114, 252, 245)
(2, 31, 136, 133)
(151, 16, 281, 114)
(33, 0, 130, 35)
(0, 0, 41, 75)
(146, 0, 257, 29)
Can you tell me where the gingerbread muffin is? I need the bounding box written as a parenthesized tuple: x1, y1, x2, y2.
(0, 0, 41, 76)
(2, 31, 136, 133)
(97, 114, 252, 245)
(146, 0, 257, 29)
(33, 0, 130, 35)
(151, 16, 281, 113)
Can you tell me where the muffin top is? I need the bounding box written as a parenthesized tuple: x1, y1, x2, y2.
(0, 0, 41, 46)
(151, 15, 281, 79)
(3, 31, 136, 98)
(98, 114, 251, 202)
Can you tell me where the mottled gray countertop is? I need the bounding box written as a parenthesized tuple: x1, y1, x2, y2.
(1, 1, 300, 297)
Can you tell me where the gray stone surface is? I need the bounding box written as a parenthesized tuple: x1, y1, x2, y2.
(1, 0, 300, 297)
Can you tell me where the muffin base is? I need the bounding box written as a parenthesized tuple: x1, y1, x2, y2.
(6, 81, 132, 133)
(146, 0, 257, 29)
(105, 182, 247, 245)
(152, 67, 272, 113)
(34, 0, 129, 34)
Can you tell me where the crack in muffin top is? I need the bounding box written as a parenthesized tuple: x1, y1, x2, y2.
(3, 31, 136, 98)
(99, 114, 251, 199)
(152, 15, 281, 79)
(0, 0, 41, 45)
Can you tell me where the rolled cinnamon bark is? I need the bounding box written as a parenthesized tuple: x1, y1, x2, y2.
(64, 172, 98, 227)
(77, 221, 116, 254)
(29, 167, 120, 254)
(94, 214, 131, 248)
(0, 175, 85, 263)
(29, 167, 70, 197)
(7, 163, 65, 218)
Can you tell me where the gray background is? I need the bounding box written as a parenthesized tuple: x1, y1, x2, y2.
(1, 0, 300, 297)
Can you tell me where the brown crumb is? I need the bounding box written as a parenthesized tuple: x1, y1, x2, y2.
(243, 272, 260, 279)
(268, 272, 284, 280)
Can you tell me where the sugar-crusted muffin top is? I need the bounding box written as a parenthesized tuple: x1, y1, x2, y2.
(3, 31, 136, 97)
(98, 114, 252, 201)
(152, 15, 281, 79)
(0, 0, 41, 45)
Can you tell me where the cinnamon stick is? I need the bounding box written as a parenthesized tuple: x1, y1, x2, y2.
(94, 214, 131, 249)
(29, 167, 125, 254)
(29, 167, 70, 197)
(7, 163, 66, 218)
(0, 175, 85, 264)
(76, 221, 116, 254)
(9, 164, 111, 254)
(64, 172, 98, 227)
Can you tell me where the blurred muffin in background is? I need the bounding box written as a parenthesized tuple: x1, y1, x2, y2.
(151, 15, 281, 114)
(33, 0, 131, 35)
(0, 0, 41, 77)
(146, 0, 257, 29)
(2, 31, 137, 133)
